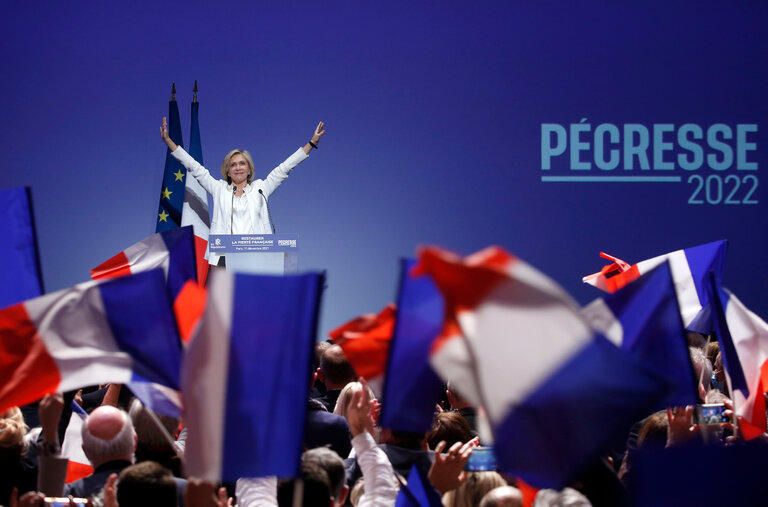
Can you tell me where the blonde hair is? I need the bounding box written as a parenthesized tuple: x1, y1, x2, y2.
(443, 471, 507, 507)
(0, 407, 28, 451)
(333, 381, 375, 420)
(220, 149, 255, 184)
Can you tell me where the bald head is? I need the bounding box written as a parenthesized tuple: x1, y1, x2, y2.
(87, 406, 126, 440)
(480, 486, 523, 507)
(82, 406, 136, 467)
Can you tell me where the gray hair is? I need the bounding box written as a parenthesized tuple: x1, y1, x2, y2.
(82, 409, 135, 465)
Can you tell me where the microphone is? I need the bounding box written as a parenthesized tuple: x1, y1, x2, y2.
(230, 186, 236, 234)
(258, 188, 276, 234)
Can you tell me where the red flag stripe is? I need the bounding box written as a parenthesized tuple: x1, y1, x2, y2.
(89, 251, 131, 280)
(0, 303, 61, 412)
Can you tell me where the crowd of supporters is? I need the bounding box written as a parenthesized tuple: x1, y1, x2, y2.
(1, 335, 765, 507)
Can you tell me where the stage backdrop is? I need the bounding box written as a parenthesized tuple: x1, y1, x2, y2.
(1, 2, 765, 336)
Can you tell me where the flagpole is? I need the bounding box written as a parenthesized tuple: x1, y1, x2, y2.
(292, 479, 303, 507)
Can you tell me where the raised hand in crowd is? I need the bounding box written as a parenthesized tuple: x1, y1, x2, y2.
(666, 406, 698, 447)
(103, 473, 118, 507)
(9, 488, 44, 507)
(38, 393, 64, 447)
(346, 378, 377, 437)
(427, 437, 479, 495)
(184, 479, 232, 507)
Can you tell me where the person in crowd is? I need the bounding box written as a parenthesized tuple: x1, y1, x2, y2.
(65, 405, 137, 498)
(129, 399, 183, 477)
(304, 369, 353, 459)
(427, 410, 473, 450)
(479, 485, 524, 507)
(0, 407, 37, 504)
(333, 381, 375, 422)
(115, 461, 177, 507)
(317, 345, 357, 412)
(441, 470, 507, 507)
(160, 117, 325, 267)
(689, 346, 713, 402)
(532, 488, 592, 507)
(446, 382, 480, 439)
(310, 341, 333, 399)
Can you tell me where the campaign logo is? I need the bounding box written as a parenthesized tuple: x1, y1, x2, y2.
(540, 121, 759, 205)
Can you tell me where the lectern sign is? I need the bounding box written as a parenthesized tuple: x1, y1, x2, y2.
(209, 234, 299, 253)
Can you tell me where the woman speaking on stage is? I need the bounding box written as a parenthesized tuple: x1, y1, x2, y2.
(160, 118, 325, 266)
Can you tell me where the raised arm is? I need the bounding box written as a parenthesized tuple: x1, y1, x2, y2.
(161, 116, 179, 152)
(301, 121, 326, 155)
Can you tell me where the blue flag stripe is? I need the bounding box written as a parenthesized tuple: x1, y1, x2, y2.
(604, 262, 697, 407)
(222, 272, 323, 480)
(381, 258, 445, 433)
(99, 269, 183, 389)
(160, 226, 198, 296)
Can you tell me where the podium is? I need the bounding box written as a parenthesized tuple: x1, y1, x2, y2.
(208, 234, 298, 275)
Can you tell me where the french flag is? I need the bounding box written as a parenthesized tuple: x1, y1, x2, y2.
(582, 240, 727, 330)
(379, 258, 445, 433)
(708, 277, 768, 440)
(329, 303, 396, 396)
(416, 246, 670, 488)
(182, 269, 324, 481)
(90, 226, 197, 299)
(61, 401, 93, 483)
(0, 269, 183, 414)
(581, 262, 697, 408)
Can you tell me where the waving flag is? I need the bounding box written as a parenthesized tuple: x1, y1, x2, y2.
(380, 258, 445, 433)
(183, 269, 324, 481)
(416, 246, 670, 488)
(156, 84, 186, 232)
(581, 262, 697, 408)
(330, 303, 395, 395)
(182, 83, 211, 286)
(0, 187, 44, 308)
(708, 277, 768, 440)
(90, 226, 196, 299)
(582, 240, 727, 330)
(0, 269, 183, 414)
(62, 401, 93, 483)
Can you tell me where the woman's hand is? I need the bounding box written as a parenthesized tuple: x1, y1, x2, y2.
(311, 121, 325, 145)
(161, 117, 179, 151)
(303, 121, 326, 154)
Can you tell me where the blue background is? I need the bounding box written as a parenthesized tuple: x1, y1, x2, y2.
(1, 2, 765, 336)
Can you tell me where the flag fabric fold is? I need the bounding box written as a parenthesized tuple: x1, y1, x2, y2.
(380, 258, 446, 433)
(708, 277, 768, 440)
(582, 240, 727, 330)
(416, 246, 671, 488)
(581, 262, 697, 408)
(0, 186, 44, 308)
(61, 401, 93, 483)
(329, 303, 396, 396)
(182, 269, 324, 481)
(90, 226, 197, 299)
(182, 98, 211, 286)
(0, 269, 183, 414)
